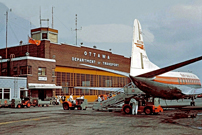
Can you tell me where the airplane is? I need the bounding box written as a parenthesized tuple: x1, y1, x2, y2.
(78, 19, 202, 106)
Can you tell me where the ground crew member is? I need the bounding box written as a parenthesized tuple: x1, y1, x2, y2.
(130, 98, 138, 115)
(80, 95, 84, 99)
(98, 95, 102, 102)
(69, 94, 75, 103)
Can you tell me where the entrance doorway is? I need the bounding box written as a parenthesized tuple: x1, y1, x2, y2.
(38, 90, 45, 100)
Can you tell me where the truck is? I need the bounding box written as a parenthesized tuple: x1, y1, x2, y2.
(62, 98, 88, 110)
(122, 97, 163, 115)
(10, 98, 31, 108)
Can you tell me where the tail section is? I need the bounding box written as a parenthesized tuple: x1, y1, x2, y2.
(130, 19, 159, 76)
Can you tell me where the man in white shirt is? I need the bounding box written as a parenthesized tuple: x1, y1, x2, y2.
(130, 98, 138, 115)
(98, 95, 102, 102)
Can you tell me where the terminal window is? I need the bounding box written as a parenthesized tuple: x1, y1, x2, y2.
(42, 33, 47, 39)
(20, 66, 32, 75)
(4, 89, 10, 99)
(38, 67, 46, 76)
(0, 88, 10, 99)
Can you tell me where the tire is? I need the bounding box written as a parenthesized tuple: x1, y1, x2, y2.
(26, 102, 31, 108)
(123, 106, 132, 114)
(52, 101, 56, 105)
(77, 106, 82, 110)
(63, 103, 69, 110)
(190, 102, 195, 106)
(17, 104, 21, 108)
(144, 107, 152, 115)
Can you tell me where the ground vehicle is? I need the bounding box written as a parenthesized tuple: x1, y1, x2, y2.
(0, 99, 11, 108)
(62, 98, 88, 110)
(9, 98, 31, 108)
(122, 97, 163, 115)
(92, 83, 163, 115)
(19, 97, 31, 108)
(30, 98, 50, 107)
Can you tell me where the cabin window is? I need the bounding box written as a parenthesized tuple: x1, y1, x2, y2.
(178, 78, 180, 84)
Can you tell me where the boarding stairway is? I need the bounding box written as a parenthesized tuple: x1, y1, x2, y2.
(92, 83, 145, 110)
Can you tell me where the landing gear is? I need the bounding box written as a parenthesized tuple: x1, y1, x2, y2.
(190, 97, 195, 106)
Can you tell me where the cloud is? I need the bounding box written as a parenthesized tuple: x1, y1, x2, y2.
(78, 24, 132, 43)
(78, 24, 155, 44)
(170, 4, 202, 20)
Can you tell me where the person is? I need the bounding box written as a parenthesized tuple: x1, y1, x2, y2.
(98, 95, 102, 102)
(130, 98, 138, 115)
(57, 96, 60, 105)
(69, 94, 75, 103)
(80, 95, 84, 99)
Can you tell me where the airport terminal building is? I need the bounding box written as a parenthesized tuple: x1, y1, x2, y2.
(0, 27, 131, 102)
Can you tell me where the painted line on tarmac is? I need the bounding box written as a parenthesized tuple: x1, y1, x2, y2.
(0, 116, 49, 125)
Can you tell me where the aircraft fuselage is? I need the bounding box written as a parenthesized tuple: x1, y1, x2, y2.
(130, 76, 200, 100)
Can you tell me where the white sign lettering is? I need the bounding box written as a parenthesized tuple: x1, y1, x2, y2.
(38, 77, 47, 81)
(84, 51, 110, 60)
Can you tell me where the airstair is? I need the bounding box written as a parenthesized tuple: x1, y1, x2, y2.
(92, 83, 145, 111)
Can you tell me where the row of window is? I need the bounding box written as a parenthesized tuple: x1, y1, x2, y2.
(178, 78, 201, 85)
(56, 72, 128, 87)
(1, 66, 49, 76)
(55, 72, 130, 96)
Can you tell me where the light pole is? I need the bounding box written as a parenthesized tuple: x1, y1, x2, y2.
(0, 56, 2, 76)
(5, 9, 12, 59)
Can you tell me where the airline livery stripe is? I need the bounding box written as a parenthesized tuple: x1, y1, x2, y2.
(154, 76, 201, 86)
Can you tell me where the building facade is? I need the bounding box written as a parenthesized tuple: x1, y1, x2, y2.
(0, 27, 131, 102)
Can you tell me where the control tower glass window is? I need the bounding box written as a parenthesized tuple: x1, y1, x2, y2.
(42, 33, 47, 39)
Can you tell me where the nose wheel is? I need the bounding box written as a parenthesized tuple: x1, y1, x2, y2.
(190, 97, 195, 106)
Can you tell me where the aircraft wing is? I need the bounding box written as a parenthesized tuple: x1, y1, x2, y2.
(74, 87, 124, 92)
(137, 56, 202, 78)
(80, 64, 129, 77)
(176, 85, 202, 95)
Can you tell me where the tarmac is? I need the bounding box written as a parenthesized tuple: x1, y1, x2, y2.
(0, 104, 202, 135)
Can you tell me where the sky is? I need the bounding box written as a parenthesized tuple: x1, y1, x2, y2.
(0, 0, 202, 79)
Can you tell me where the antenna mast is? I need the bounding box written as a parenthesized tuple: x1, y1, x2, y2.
(72, 14, 82, 45)
(40, 7, 41, 27)
(52, 7, 54, 28)
(40, 7, 49, 27)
